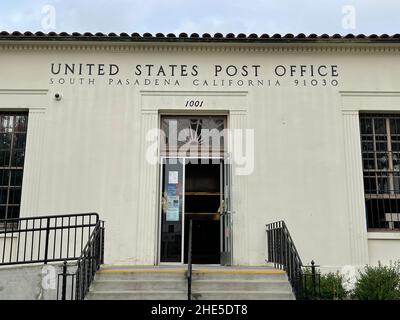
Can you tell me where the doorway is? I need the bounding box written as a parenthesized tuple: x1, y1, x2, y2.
(183, 161, 221, 264)
(158, 114, 232, 265)
(159, 157, 229, 264)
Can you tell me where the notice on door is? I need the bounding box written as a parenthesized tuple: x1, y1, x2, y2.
(167, 184, 177, 196)
(168, 171, 179, 184)
(166, 196, 180, 221)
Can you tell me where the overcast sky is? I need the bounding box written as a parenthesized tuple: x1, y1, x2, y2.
(0, 0, 398, 35)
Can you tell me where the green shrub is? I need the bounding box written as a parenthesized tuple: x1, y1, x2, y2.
(302, 269, 348, 300)
(319, 272, 348, 300)
(352, 262, 400, 300)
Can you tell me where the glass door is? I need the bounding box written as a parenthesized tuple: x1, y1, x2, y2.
(159, 157, 184, 263)
(159, 115, 227, 264)
(159, 156, 226, 264)
(220, 156, 233, 265)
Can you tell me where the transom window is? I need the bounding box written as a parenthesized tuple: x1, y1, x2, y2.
(0, 112, 28, 221)
(160, 116, 226, 156)
(360, 113, 400, 230)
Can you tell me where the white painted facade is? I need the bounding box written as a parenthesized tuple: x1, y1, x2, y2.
(0, 38, 399, 270)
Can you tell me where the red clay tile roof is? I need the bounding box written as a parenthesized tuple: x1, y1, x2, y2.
(0, 31, 399, 43)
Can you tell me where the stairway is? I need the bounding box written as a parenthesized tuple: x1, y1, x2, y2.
(85, 266, 295, 300)
(191, 268, 294, 300)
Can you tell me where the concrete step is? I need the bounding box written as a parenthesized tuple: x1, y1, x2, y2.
(88, 266, 294, 300)
(191, 291, 295, 300)
(86, 290, 188, 300)
(191, 271, 288, 281)
(95, 271, 287, 281)
(91, 279, 187, 291)
(95, 270, 186, 281)
(192, 279, 292, 291)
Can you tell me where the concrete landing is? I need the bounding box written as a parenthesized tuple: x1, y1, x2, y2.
(98, 264, 286, 274)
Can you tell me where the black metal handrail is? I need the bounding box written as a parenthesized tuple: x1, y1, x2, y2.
(0, 213, 99, 265)
(56, 219, 104, 300)
(74, 219, 104, 300)
(302, 260, 321, 300)
(0, 213, 104, 300)
(186, 220, 193, 300)
(266, 220, 304, 298)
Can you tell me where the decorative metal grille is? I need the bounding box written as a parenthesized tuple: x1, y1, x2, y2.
(360, 113, 400, 230)
(0, 112, 28, 220)
(160, 116, 226, 156)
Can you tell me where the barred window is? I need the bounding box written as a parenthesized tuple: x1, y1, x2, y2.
(360, 113, 400, 230)
(0, 112, 28, 220)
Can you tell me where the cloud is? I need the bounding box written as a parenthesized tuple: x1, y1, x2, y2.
(0, 4, 42, 31)
(0, 0, 399, 34)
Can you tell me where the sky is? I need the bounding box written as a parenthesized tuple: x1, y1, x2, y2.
(0, 0, 399, 35)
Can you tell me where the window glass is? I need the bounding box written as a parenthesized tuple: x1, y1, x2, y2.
(160, 116, 225, 156)
(0, 112, 28, 221)
(360, 114, 400, 230)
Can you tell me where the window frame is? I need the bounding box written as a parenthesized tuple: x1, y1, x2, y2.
(360, 113, 400, 231)
(160, 115, 227, 157)
(0, 112, 28, 222)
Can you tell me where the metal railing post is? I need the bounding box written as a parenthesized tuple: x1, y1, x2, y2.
(187, 220, 193, 301)
(311, 260, 316, 298)
(61, 260, 67, 300)
(265, 220, 305, 300)
(75, 261, 81, 300)
(100, 223, 105, 265)
(44, 217, 51, 264)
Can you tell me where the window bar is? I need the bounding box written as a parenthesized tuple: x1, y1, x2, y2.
(371, 118, 378, 201)
(386, 118, 393, 228)
(387, 118, 394, 193)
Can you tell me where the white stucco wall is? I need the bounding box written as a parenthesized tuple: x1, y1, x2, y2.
(0, 263, 74, 300)
(0, 40, 399, 269)
(368, 233, 400, 266)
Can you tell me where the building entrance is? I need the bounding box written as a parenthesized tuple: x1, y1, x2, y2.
(183, 161, 221, 264)
(159, 158, 232, 265)
(158, 115, 232, 265)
